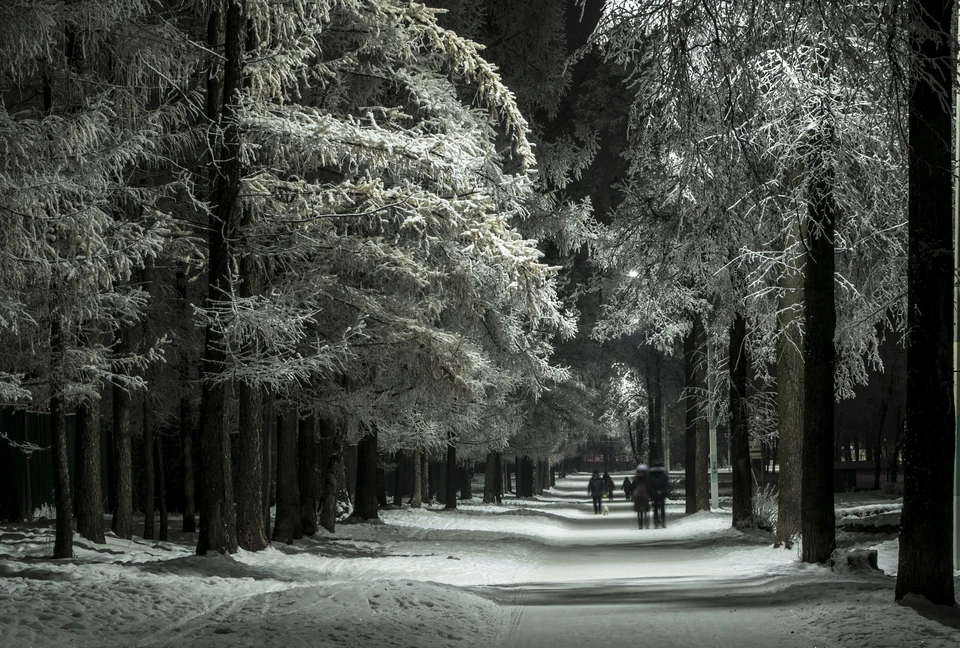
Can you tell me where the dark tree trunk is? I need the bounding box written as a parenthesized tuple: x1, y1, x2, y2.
(410, 449, 423, 508)
(684, 315, 709, 513)
(352, 427, 380, 520)
(896, 0, 956, 605)
(873, 399, 888, 491)
(495, 453, 503, 503)
(458, 465, 472, 500)
(179, 395, 196, 533)
(299, 413, 318, 535)
(261, 392, 274, 532)
(175, 267, 197, 535)
(434, 459, 446, 505)
(729, 313, 752, 527)
(272, 410, 301, 543)
(420, 452, 428, 504)
(50, 317, 73, 558)
(505, 460, 512, 494)
(75, 401, 105, 544)
(483, 451, 497, 503)
(646, 352, 663, 463)
(156, 433, 168, 542)
(319, 415, 346, 533)
(376, 466, 387, 508)
(800, 116, 837, 564)
(444, 438, 457, 510)
(143, 398, 155, 541)
(197, 1, 242, 556)
(237, 384, 267, 550)
(776, 215, 804, 546)
(111, 331, 133, 539)
(518, 457, 535, 497)
(392, 450, 404, 507)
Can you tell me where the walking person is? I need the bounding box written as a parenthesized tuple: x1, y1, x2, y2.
(632, 464, 650, 529)
(603, 472, 615, 500)
(587, 470, 605, 514)
(648, 460, 670, 528)
(622, 475, 633, 500)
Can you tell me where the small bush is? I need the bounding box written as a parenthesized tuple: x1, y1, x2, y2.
(752, 483, 778, 532)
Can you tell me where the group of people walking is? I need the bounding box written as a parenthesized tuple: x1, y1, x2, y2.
(587, 463, 670, 529)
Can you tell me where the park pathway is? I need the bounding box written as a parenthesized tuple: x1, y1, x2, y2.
(480, 473, 828, 648)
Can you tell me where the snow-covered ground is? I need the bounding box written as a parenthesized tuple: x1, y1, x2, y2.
(1, 473, 958, 647)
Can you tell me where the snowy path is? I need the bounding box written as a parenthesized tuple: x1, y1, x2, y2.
(1, 473, 958, 647)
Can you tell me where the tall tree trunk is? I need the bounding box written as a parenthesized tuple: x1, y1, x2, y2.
(729, 313, 752, 527)
(299, 413, 317, 535)
(873, 399, 888, 491)
(319, 415, 346, 533)
(495, 452, 503, 503)
(237, 384, 267, 550)
(409, 449, 423, 508)
(156, 433, 168, 542)
(179, 394, 197, 533)
(272, 410, 301, 542)
(646, 351, 663, 463)
(75, 400, 105, 544)
(800, 117, 837, 564)
(143, 397, 155, 541)
(175, 267, 197, 534)
(684, 314, 709, 513)
(483, 451, 497, 503)
(896, 0, 956, 605)
(197, 0, 244, 557)
(421, 452, 429, 503)
(261, 392, 274, 531)
(459, 465, 472, 500)
(353, 427, 380, 519)
(518, 457, 535, 497)
(392, 450, 404, 507)
(111, 330, 133, 539)
(776, 217, 805, 546)
(444, 436, 457, 510)
(50, 316, 73, 558)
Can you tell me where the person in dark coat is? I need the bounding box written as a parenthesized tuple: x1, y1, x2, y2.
(587, 471, 605, 514)
(648, 460, 670, 528)
(602, 472, 615, 500)
(632, 464, 650, 529)
(622, 476, 633, 500)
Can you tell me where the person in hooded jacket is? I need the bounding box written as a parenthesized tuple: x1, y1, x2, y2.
(648, 460, 670, 528)
(587, 470, 605, 514)
(632, 464, 650, 529)
(621, 475, 633, 500)
(602, 472, 615, 500)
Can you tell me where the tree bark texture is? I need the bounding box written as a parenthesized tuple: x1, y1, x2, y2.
(800, 118, 837, 564)
(646, 352, 663, 464)
(175, 268, 197, 534)
(410, 448, 423, 508)
(483, 451, 497, 503)
(299, 414, 317, 535)
(237, 384, 267, 550)
(444, 439, 457, 510)
(111, 333, 133, 539)
(261, 392, 274, 531)
(272, 410, 301, 542)
(50, 317, 73, 558)
(729, 313, 753, 527)
(776, 218, 805, 547)
(319, 415, 346, 533)
(156, 433, 168, 542)
(896, 0, 957, 605)
(353, 427, 380, 519)
(143, 397, 155, 541)
(684, 315, 709, 513)
(196, 0, 242, 557)
(75, 401, 105, 544)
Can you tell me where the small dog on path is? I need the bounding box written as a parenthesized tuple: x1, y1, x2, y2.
(601, 504, 610, 516)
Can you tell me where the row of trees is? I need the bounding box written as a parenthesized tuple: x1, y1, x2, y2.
(1, 0, 609, 559)
(587, 0, 955, 606)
